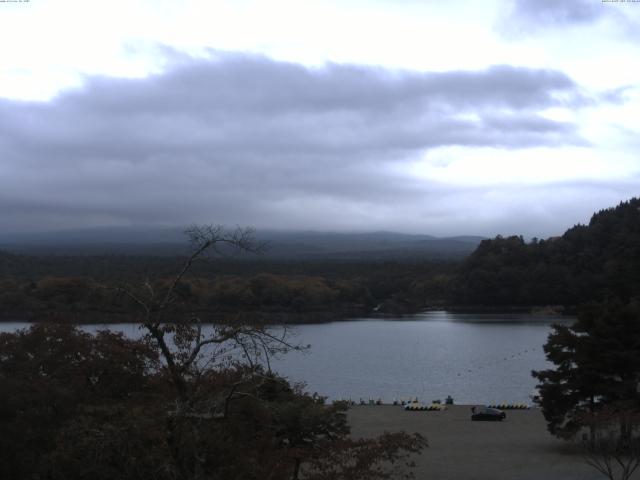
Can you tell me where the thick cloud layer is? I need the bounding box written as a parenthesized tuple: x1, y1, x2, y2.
(0, 52, 623, 236)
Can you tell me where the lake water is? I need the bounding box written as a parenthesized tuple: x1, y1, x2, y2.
(0, 311, 571, 405)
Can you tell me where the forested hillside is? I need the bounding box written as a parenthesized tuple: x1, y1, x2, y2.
(452, 198, 640, 308)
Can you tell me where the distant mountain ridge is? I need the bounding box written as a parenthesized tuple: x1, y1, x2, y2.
(0, 227, 484, 259)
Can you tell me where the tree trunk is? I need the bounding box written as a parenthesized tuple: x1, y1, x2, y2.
(292, 457, 301, 480)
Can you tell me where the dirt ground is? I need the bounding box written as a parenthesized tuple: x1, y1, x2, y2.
(347, 405, 618, 480)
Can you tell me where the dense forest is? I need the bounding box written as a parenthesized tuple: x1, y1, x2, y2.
(0, 252, 456, 322)
(452, 198, 640, 310)
(1, 198, 639, 322)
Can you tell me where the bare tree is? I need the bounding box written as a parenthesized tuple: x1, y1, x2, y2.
(112, 225, 303, 403)
(578, 403, 640, 480)
(105, 225, 311, 479)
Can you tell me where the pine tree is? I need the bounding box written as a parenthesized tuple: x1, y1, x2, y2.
(533, 300, 640, 438)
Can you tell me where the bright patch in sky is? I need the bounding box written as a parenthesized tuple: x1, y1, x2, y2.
(409, 147, 640, 186)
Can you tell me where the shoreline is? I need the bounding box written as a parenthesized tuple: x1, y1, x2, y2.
(0, 305, 576, 324)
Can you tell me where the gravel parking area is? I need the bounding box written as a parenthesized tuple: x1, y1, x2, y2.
(348, 405, 611, 480)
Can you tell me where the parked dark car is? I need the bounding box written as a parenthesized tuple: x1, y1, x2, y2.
(471, 407, 506, 421)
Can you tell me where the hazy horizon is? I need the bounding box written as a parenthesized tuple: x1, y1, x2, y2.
(0, 222, 565, 242)
(0, 224, 486, 242)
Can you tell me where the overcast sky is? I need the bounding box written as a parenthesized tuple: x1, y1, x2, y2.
(0, 0, 639, 237)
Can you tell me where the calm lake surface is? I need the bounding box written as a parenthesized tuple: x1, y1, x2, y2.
(1, 311, 571, 405)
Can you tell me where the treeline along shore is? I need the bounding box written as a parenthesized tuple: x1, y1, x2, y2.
(0, 255, 456, 323)
(1, 197, 639, 323)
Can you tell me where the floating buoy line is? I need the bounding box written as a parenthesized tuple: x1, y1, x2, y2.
(453, 346, 540, 379)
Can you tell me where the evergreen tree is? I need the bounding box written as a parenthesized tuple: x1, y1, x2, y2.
(453, 197, 640, 307)
(533, 300, 640, 438)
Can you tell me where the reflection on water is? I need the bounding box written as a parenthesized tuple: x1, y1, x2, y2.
(0, 311, 573, 404)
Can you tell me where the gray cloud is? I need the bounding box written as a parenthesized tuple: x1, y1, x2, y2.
(0, 51, 618, 236)
(498, 0, 639, 38)
(507, 0, 603, 27)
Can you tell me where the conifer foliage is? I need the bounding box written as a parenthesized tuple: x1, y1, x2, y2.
(454, 198, 640, 307)
(533, 300, 640, 438)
